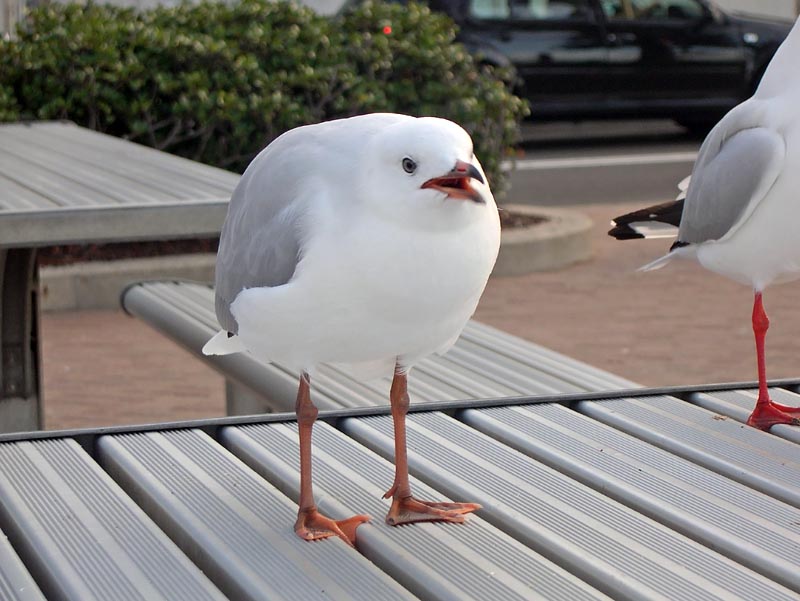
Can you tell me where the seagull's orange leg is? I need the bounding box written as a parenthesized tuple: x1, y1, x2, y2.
(746, 292, 800, 430)
(294, 373, 370, 545)
(383, 367, 481, 526)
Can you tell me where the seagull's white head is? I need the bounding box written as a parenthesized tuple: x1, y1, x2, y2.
(358, 116, 494, 226)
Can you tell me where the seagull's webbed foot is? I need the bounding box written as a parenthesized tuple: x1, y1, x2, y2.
(746, 401, 800, 430)
(383, 484, 481, 526)
(766, 401, 800, 415)
(295, 506, 370, 547)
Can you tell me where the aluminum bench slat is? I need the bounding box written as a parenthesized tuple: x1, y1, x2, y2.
(441, 342, 585, 394)
(0, 438, 224, 601)
(341, 411, 798, 601)
(459, 320, 639, 390)
(3, 128, 231, 199)
(0, 148, 110, 208)
(1, 386, 799, 599)
(1, 137, 184, 205)
(221, 421, 613, 601)
(126, 280, 636, 394)
(121, 281, 638, 414)
(97, 430, 414, 601)
(687, 388, 800, 444)
(0, 176, 54, 211)
(459, 403, 800, 593)
(577, 395, 800, 507)
(43, 123, 240, 191)
(0, 527, 45, 601)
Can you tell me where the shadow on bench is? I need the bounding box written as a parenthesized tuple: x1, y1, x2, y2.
(121, 280, 638, 414)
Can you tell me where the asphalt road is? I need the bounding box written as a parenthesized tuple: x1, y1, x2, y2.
(504, 119, 706, 207)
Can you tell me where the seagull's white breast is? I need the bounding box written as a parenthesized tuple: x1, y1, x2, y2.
(231, 200, 501, 374)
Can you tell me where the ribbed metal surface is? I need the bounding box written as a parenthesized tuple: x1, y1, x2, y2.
(459, 403, 800, 593)
(121, 281, 637, 413)
(0, 123, 236, 210)
(578, 395, 800, 507)
(342, 411, 798, 601)
(687, 388, 800, 444)
(0, 122, 238, 246)
(98, 429, 412, 601)
(0, 527, 44, 601)
(0, 438, 223, 601)
(0, 386, 799, 600)
(222, 421, 611, 601)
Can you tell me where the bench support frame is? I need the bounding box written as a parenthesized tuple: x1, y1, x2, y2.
(0, 248, 41, 433)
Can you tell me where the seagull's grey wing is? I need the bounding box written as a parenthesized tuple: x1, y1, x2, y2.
(214, 113, 408, 332)
(679, 105, 785, 245)
(214, 139, 316, 333)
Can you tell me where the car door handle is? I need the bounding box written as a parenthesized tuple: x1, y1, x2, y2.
(607, 32, 638, 44)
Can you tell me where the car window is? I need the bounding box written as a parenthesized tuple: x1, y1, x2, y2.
(600, 0, 705, 20)
(470, 0, 510, 19)
(469, 0, 592, 20)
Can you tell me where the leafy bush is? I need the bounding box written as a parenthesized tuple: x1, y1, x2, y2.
(0, 0, 528, 193)
(0, 84, 19, 122)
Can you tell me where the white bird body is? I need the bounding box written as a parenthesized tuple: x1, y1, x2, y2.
(230, 192, 499, 375)
(204, 113, 500, 378)
(689, 96, 797, 289)
(609, 17, 800, 430)
(627, 15, 800, 291)
(205, 113, 499, 542)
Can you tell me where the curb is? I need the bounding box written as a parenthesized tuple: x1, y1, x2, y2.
(40, 254, 216, 312)
(493, 204, 593, 277)
(39, 206, 592, 312)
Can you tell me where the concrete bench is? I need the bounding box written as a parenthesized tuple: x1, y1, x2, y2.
(121, 280, 638, 414)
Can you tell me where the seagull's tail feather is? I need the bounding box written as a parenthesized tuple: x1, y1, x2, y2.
(637, 253, 675, 272)
(202, 330, 246, 356)
(676, 175, 691, 200)
(608, 199, 684, 241)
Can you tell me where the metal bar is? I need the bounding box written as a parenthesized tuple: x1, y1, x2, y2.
(2, 379, 800, 447)
(341, 412, 797, 601)
(0, 438, 225, 600)
(578, 395, 800, 507)
(687, 389, 800, 444)
(0, 203, 229, 248)
(460, 403, 800, 593)
(0, 248, 40, 433)
(222, 421, 611, 601)
(0, 524, 45, 601)
(97, 429, 415, 601)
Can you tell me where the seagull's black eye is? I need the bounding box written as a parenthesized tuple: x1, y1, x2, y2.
(402, 157, 417, 174)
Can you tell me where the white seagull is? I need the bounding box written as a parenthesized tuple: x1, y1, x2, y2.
(609, 17, 800, 431)
(204, 113, 501, 544)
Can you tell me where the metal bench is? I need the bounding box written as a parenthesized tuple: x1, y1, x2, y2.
(1, 384, 800, 600)
(120, 280, 638, 414)
(0, 121, 239, 433)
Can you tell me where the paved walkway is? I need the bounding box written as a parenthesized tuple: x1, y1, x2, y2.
(41, 201, 800, 430)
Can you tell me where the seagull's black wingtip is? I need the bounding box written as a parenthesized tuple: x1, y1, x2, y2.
(607, 199, 684, 241)
(608, 224, 645, 240)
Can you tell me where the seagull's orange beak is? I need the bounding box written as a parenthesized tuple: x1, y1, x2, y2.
(421, 160, 485, 203)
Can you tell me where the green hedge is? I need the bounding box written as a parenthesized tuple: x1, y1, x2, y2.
(0, 84, 19, 121)
(0, 0, 528, 193)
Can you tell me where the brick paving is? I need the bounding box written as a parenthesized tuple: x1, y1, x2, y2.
(41, 200, 800, 430)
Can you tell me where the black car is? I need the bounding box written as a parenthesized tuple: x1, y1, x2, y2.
(427, 0, 792, 129)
